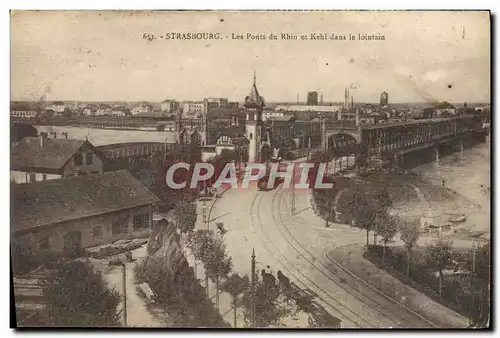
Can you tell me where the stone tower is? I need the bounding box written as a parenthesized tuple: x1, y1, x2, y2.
(244, 71, 265, 163)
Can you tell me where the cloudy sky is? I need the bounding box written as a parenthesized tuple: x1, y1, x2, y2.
(11, 11, 490, 103)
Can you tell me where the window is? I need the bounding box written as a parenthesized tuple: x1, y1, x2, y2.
(249, 133, 253, 140)
(112, 218, 128, 236)
(39, 237, 50, 250)
(86, 153, 93, 165)
(42, 174, 47, 181)
(28, 172, 36, 183)
(92, 226, 102, 238)
(74, 153, 83, 166)
(133, 213, 151, 231)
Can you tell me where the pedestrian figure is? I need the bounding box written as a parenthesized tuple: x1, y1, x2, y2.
(442, 179, 445, 187)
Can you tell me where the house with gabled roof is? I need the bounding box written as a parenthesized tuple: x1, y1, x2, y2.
(10, 135, 104, 184)
(11, 170, 160, 256)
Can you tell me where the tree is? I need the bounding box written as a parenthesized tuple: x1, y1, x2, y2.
(10, 123, 38, 143)
(44, 109, 55, 119)
(241, 271, 293, 327)
(472, 242, 490, 322)
(185, 229, 213, 295)
(375, 187, 393, 210)
(400, 221, 421, 276)
(185, 228, 232, 301)
(220, 273, 250, 327)
(203, 228, 233, 311)
(351, 190, 378, 247)
(474, 242, 490, 281)
(424, 239, 452, 298)
(376, 212, 398, 263)
(145, 220, 228, 327)
(42, 260, 121, 327)
(173, 201, 197, 249)
(63, 107, 73, 117)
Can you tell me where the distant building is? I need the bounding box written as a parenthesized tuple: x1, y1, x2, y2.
(95, 104, 113, 116)
(182, 101, 204, 116)
(10, 135, 103, 184)
(262, 109, 290, 121)
(274, 104, 341, 114)
(226, 102, 239, 110)
(131, 104, 152, 116)
(204, 97, 229, 112)
(11, 110, 37, 119)
(380, 91, 389, 106)
(46, 101, 65, 113)
(434, 102, 456, 117)
(83, 104, 98, 116)
(11, 170, 160, 256)
(160, 99, 179, 113)
(307, 91, 319, 105)
(110, 106, 127, 117)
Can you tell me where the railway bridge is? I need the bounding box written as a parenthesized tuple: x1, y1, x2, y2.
(321, 115, 487, 170)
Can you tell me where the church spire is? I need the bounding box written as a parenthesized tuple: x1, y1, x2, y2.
(244, 70, 265, 109)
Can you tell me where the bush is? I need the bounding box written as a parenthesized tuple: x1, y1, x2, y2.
(363, 245, 489, 322)
(43, 260, 121, 327)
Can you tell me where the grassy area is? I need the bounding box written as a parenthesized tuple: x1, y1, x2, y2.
(312, 171, 420, 224)
(363, 245, 489, 324)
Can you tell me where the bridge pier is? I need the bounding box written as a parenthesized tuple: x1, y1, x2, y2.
(435, 146, 440, 169)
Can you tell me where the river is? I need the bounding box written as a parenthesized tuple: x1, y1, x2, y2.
(399, 137, 490, 238)
(35, 125, 178, 146)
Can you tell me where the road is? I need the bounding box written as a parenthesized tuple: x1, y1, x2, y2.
(209, 179, 436, 328)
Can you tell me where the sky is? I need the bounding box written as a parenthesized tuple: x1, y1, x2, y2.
(10, 11, 491, 104)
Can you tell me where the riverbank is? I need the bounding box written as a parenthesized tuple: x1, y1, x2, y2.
(313, 142, 489, 243)
(326, 245, 469, 328)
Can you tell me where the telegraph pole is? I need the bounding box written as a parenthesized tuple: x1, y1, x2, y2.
(470, 240, 477, 323)
(291, 163, 295, 216)
(251, 248, 256, 328)
(122, 262, 127, 327)
(307, 137, 312, 160)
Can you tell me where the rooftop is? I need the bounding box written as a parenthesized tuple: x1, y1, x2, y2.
(11, 137, 89, 173)
(267, 116, 295, 122)
(11, 170, 160, 233)
(244, 72, 265, 108)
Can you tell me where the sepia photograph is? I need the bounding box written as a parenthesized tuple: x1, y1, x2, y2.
(9, 10, 491, 329)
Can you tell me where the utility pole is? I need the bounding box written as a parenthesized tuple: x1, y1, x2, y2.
(307, 137, 312, 160)
(291, 163, 295, 216)
(251, 248, 256, 328)
(122, 262, 127, 327)
(470, 240, 476, 323)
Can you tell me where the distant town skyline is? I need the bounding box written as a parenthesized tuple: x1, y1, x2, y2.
(11, 11, 490, 104)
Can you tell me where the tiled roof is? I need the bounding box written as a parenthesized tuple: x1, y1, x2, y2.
(11, 170, 160, 233)
(11, 137, 88, 173)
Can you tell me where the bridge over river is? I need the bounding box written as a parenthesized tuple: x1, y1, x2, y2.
(322, 115, 487, 170)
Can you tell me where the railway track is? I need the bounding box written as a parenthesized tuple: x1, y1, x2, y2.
(247, 181, 437, 328)
(249, 192, 371, 328)
(271, 185, 436, 328)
